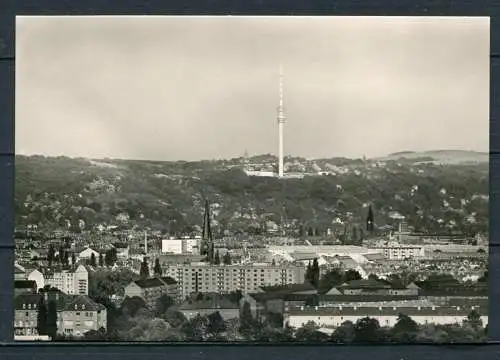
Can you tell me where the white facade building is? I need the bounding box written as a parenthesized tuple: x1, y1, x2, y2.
(285, 305, 488, 329)
(28, 265, 89, 295)
(27, 269, 45, 290)
(377, 245, 426, 260)
(77, 248, 100, 261)
(161, 238, 198, 255)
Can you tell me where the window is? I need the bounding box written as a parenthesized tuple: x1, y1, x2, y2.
(76, 312, 80, 316)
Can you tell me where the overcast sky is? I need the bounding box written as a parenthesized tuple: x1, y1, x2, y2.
(16, 16, 489, 161)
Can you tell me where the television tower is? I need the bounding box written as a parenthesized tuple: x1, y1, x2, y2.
(277, 64, 285, 178)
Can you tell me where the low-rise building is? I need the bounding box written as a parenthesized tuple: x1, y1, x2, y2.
(77, 248, 101, 262)
(179, 296, 239, 320)
(161, 238, 199, 255)
(241, 283, 317, 320)
(376, 245, 425, 260)
(14, 280, 38, 297)
(124, 276, 179, 308)
(15, 263, 27, 280)
(284, 305, 488, 329)
(59, 295, 107, 338)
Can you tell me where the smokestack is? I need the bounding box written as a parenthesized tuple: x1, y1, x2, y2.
(144, 230, 148, 255)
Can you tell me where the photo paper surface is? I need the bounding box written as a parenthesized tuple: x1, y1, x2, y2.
(14, 16, 489, 343)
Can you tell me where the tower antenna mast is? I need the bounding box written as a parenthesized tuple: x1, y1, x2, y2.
(278, 64, 285, 178)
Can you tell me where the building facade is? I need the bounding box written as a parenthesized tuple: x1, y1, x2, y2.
(14, 293, 107, 339)
(284, 305, 488, 329)
(28, 265, 89, 295)
(161, 239, 198, 255)
(124, 276, 179, 308)
(377, 245, 426, 260)
(163, 263, 306, 299)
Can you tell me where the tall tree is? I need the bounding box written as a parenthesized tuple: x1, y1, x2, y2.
(105, 248, 118, 266)
(47, 244, 55, 267)
(239, 301, 255, 336)
(223, 252, 232, 265)
(140, 258, 149, 279)
(46, 300, 58, 340)
(464, 310, 483, 331)
(392, 313, 419, 342)
(207, 311, 226, 336)
(36, 296, 47, 336)
(63, 251, 69, 266)
(90, 253, 97, 267)
(311, 258, 320, 288)
(214, 250, 221, 265)
(354, 317, 381, 343)
(305, 261, 313, 284)
(58, 246, 65, 264)
(155, 295, 174, 316)
(71, 253, 76, 267)
(318, 268, 344, 294)
(98, 253, 104, 267)
(352, 226, 359, 244)
(307, 227, 314, 237)
(344, 269, 362, 282)
(154, 258, 162, 277)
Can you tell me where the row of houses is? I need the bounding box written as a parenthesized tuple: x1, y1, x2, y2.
(14, 291, 107, 340)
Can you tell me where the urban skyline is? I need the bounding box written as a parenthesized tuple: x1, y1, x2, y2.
(14, 15, 489, 343)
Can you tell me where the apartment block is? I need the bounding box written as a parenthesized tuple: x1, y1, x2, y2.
(163, 263, 306, 299)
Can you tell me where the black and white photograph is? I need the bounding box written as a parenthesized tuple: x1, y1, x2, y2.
(14, 15, 489, 343)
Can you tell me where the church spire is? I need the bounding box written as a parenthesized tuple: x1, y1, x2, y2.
(201, 199, 214, 263)
(202, 199, 213, 241)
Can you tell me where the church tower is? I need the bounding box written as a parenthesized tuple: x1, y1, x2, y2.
(366, 204, 375, 233)
(201, 200, 215, 263)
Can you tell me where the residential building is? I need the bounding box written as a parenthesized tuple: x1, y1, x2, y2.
(377, 245, 425, 260)
(241, 283, 317, 320)
(14, 280, 38, 297)
(14, 292, 107, 339)
(28, 265, 89, 295)
(164, 263, 306, 299)
(14, 294, 40, 337)
(77, 247, 100, 262)
(179, 296, 239, 320)
(124, 276, 179, 308)
(161, 238, 198, 255)
(59, 295, 107, 338)
(15, 263, 27, 280)
(284, 305, 488, 329)
(113, 243, 130, 260)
